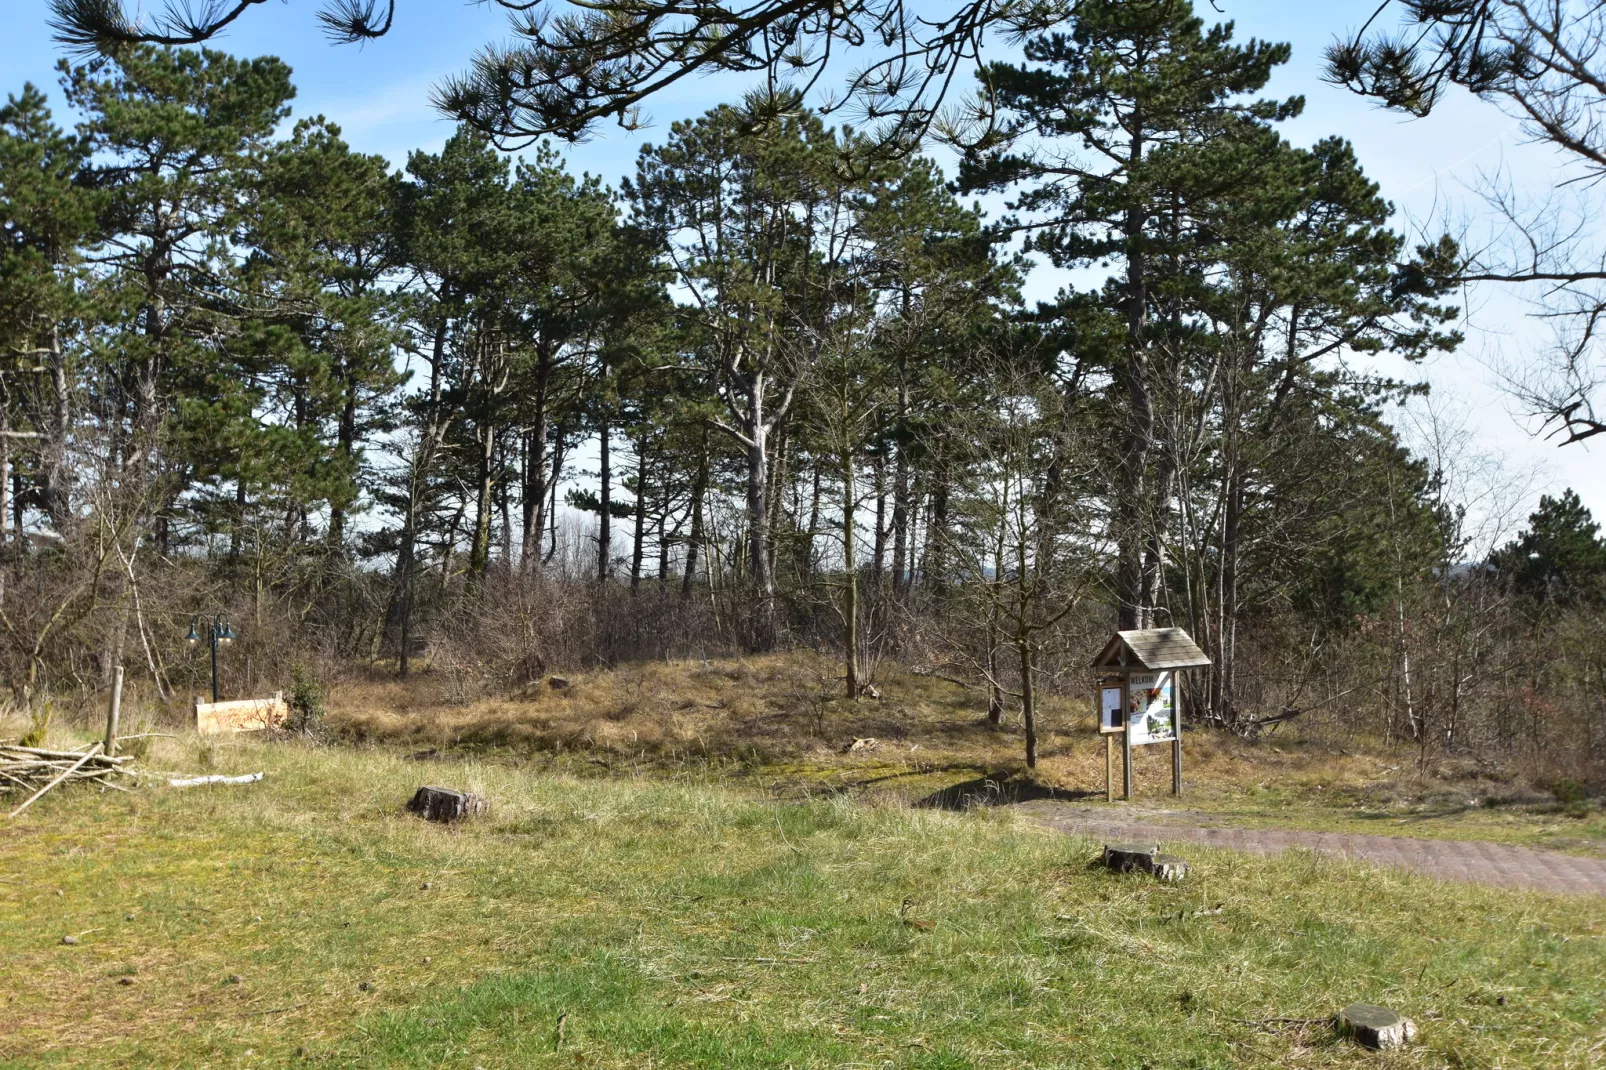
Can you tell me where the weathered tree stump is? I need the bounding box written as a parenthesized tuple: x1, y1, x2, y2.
(1101, 843, 1188, 881)
(407, 786, 487, 823)
(1337, 1004, 1417, 1050)
(1149, 854, 1190, 882)
(1102, 843, 1159, 874)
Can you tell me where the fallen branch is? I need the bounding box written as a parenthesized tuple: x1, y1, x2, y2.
(6, 742, 102, 818)
(910, 668, 974, 690)
(1234, 1016, 1329, 1030)
(0, 741, 137, 810)
(244, 1002, 308, 1018)
(1239, 707, 1309, 731)
(169, 772, 264, 788)
(718, 956, 817, 964)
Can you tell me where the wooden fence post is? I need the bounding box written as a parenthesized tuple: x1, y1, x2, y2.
(104, 665, 124, 757)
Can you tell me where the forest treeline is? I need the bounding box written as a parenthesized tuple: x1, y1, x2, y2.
(2, 2, 1603, 785)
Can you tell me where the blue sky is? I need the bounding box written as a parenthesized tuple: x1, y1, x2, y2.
(3, 0, 1596, 544)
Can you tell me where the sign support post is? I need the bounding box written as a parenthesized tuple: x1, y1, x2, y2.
(1171, 676, 1183, 796)
(1096, 676, 1127, 802)
(1104, 734, 1114, 802)
(1121, 706, 1134, 800)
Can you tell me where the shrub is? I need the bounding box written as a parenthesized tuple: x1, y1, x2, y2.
(285, 664, 333, 742)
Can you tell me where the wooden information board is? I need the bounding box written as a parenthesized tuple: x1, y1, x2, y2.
(1090, 629, 1211, 801)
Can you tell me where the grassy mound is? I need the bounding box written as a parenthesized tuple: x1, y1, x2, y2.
(1, 736, 1602, 1068)
(322, 653, 1606, 853)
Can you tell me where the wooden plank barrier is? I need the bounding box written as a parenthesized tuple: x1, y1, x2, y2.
(194, 692, 288, 735)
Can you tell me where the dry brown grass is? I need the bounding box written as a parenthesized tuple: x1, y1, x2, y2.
(313, 651, 1606, 854)
(323, 652, 1559, 821)
(331, 650, 1013, 770)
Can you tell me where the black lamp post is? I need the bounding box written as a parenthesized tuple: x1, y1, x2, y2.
(186, 614, 236, 703)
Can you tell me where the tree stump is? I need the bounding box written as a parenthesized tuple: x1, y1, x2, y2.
(1337, 1004, 1417, 1050)
(1101, 844, 1188, 881)
(1102, 843, 1159, 874)
(407, 786, 487, 823)
(1149, 854, 1190, 882)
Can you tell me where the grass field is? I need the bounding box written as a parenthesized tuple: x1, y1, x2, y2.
(2, 733, 1603, 1068)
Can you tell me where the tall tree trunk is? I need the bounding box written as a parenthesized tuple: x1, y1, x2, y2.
(1216, 464, 1243, 726)
(521, 340, 554, 572)
(630, 430, 648, 591)
(545, 426, 566, 566)
(10, 471, 21, 551)
(986, 514, 1006, 725)
(392, 314, 451, 676)
(924, 476, 950, 595)
(468, 419, 495, 585)
(328, 370, 358, 554)
(744, 374, 775, 646)
(0, 389, 9, 606)
(1115, 134, 1155, 630)
(38, 326, 72, 535)
(682, 429, 710, 598)
(657, 473, 673, 583)
(597, 415, 612, 582)
(767, 424, 788, 588)
(872, 449, 887, 582)
(1018, 634, 1037, 768)
(804, 463, 821, 580)
(892, 429, 910, 595)
(228, 478, 247, 569)
(841, 446, 859, 700)
(497, 438, 513, 566)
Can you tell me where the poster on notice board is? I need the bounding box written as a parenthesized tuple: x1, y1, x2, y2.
(1126, 671, 1176, 746)
(1099, 684, 1124, 734)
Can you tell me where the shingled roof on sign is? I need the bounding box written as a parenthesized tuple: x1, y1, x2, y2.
(1092, 628, 1212, 671)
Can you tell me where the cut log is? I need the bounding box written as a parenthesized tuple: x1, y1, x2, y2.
(407, 786, 487, 823)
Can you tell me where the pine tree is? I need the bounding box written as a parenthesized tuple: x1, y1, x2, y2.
(1494, 490, 1606, 607)
(62, 47, 296, 553)
(628, 104, 855, 646)
(961, 0, 1300, 629)
(0, 84, 96, 544)
(243, 117, 404, 561)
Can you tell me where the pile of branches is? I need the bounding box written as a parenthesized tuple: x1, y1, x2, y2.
(1, 741, 136, 818)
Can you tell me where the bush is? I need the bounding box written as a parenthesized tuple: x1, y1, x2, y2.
(285, 664, 333, 742)
(1551, 777, 1592, 818)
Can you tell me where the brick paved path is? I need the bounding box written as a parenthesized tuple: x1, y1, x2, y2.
(1019, 803, 1606, 896)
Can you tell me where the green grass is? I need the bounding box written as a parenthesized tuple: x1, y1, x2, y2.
(2, 737, 1603, 1068)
